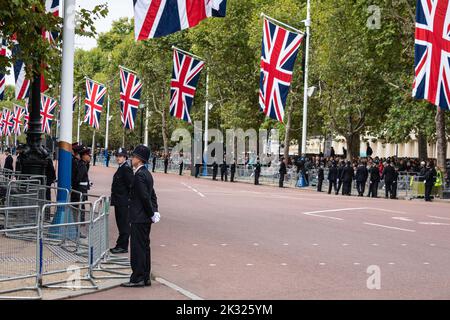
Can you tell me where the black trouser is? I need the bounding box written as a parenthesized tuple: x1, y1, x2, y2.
(343, 181, 352, 195)
(230, 171, 235, 182)
(385, 181, 393, 198)
(130, 223, 151, 283)
(392, 182, 397, 199)
(195, 166, 200, 178)
(212, 170, 217, 180)
(425, 183, 433, 201)
(114, 205, 130, 250)
(46, 184, 52, 201)
(254, 172, 260, 185)
(328, 180, 337, 194)
(367, 181, 372, 197)
(179, 163, 183, 175)
(279, 173, 285, 188)
(221, 171, 228, 181)
(164, 163, 168, 173)
(336, 179, 343, 194)
(152, 161, 156, 172)
(317, 178, 323, 192)
(356, 181, 365, 196)
(371, 181, 379, 198)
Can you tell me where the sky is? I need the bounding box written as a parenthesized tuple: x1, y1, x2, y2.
(6, 0, 134, 85)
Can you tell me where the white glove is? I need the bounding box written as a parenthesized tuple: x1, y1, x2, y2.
(152, 211, 160, 223)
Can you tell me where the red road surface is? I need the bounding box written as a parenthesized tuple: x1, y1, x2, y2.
(76, 165, 450, 300)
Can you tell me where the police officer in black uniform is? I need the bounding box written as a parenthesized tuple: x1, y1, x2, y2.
(212, 160, 218, 180)
(152, 153, 157, 172)
(220, 158, 228, 181)
(341, 161, 354, 196)
(279, 158, 287, 188)
(369, 161, 380, 198)
(178, 153, 184, 176)
(382, 159, 395, 199)
(121, 145, 159, 288)
(4, 149, 13, 171)
(327, 161, 338, 194)
(164, 154, 169, 174)
(254, 158, 261, 185)
(230, 159, 236, 182)
(74, 147, 91, 222)
(336, 161, 344, 195)
(71, 143, 82, 203)
(110, 148, 134, 254)
(355, 160, 368, 197)
(317, 163, 324, 192)
(424, 161, 437, 202)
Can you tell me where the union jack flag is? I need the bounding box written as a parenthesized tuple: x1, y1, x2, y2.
(84, 79, 106, 129)
(120, 68, 143, 130)
(413, 0, 450, 110)
(44, 0, 60, 43)
(12, 43, 30, 100)
(12, 104, 25, 136)
(23, 104, 30, 133)
(0, 38, 6, 101)
(40, 94, 57, 134)
(134, 0, 227, 40)
(1, 109, 14, 136)
(73, 95, 78, 112)
(169, 50, 205, 123)
(259, 18, 303, 122)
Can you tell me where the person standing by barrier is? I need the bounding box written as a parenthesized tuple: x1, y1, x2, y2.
(4, 149, 13, 171)
(195, 163, 201, 178)
(341, 161, 354, 196)
(355, 160, 368, 197)
(391, 166, 399, 199)
(382, 159, 395, 199)
(121, 145, 160, 288)
(110, 148, 134, 254)
(254, 158, 261, 185)
(152, 154, 157, 172)
(369, 161, 380, 198)
(424, 161, 437, 202)
(212, 160, 218, 180)
(45, 156, 56, 201)
(230, 159, 236, 182)
(220, 158, 228, 181)
(163, 154, 169, 174)
(74, 147, 91, 222)
(336, 161, 344, 195)
(327, 161, 338, 194)
(279, 158, 287, 188)
(317, 163, 324, 192)
(71, 143, 82, 203)
(178, 154, 184, 176)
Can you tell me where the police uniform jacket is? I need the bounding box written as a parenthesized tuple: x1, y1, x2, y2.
(129, 166, 158, 224)
(424, 167, 437, 186)
(111, 162, 134, 207)
(4, 155, 13, 171)
(355, 165, 368, 182)
(279, 162, 287, 175)
(328, 166, 338, 181)
(381, 165, 396, 183)
(341, 165, 354, 182)
(74, 160, 90, 194)
(370, 166, 380, 182)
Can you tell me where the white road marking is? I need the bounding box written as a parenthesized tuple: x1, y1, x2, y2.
(418, 222, 450, 226)
(180, 182, 206, 198)
(192, 244, 198, 247)
(209, 264, 216, 267)
(302, 212, 344, 221)
(428, 215, 450, 221)
(220, 243, 228, 246)
(430, 244, 436, 247)
(281, 263, 288, 266)
(156, 277, 203, 300)
(353, 262, 361, 265)
(392, 217, 414, 222)
(401, 244, 407, 246)
(371, 243, 379, 246)
(160, 244, 166, 247)
(171, 264, 179, 267)
(388, 262, 395, 265)
(319, 262, 326, 266)
(303, 208, 367, 214)
(283, 243, 289, 246)
(246, 263, 254, 266)
(423, 262, 430, 265)
(342, 243, 349, 246)
(253, 243, 259, 246)
(312, 243, 319, 246)
(364, 223, 416, 233)
(369, 208, 407, 214)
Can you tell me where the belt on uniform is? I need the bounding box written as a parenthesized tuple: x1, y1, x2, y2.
(79, 182, 88, 186)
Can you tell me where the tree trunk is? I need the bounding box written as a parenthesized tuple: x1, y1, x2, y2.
(417, 130, 428, 161)
(345, 133, 360, 161)
(435, 107, 447, 175)
(161, 100, 169, 155)
(283, 101, 294, 160)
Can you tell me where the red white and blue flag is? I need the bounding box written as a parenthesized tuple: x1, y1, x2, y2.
(40, 94, 57, 134)
(44, 0, 60, 43)
(0, 38, 6, 101)
(170, 49, 205, 123)
(259, 18, 303, 123)
(120, 67, 143, 130)
(73, 95, 78, 112)
(12, 104, 25, 136)
(413, 0, 450, 110)
(1, 109, 14, 136)
(23, 102, 30, 133)
(12, 43, 30, 100)
(84, 79, 106, 129)
(134, 0, 227, 40)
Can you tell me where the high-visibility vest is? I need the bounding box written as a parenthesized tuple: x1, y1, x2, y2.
(435, 170, 443, 187)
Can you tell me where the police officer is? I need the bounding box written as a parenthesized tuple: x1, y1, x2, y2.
(212, 160, 218, 180)
(327, 161, 338, 194)
(121, 145, 160, 288)
(317, 163, 324, 192)
(336, 161, 344, 195)
(178, 153, 184, 176)
(369, 161, 380, 198)
(152, 153, 157, 173)
(254, 158, 261, 185)
(391, 166, 399, 199)
(230, 159, 236, 182)
(195, 163, 201, 178)
(424, 161, 437, 202)
(4, 149, 13, 171)
(110, 148, 134, 254)
(164, 154, 169, 174)
(341, 161, 354, 196)
(381, 159, 395, 199)
(74, 147, 91, 222)
(279, 158, 287, 188)
(220, 158, 228, 181)
(355, 160, 368, 197)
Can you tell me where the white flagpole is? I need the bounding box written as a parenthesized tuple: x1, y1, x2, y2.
(76, 93, 81, 143)
(104, 92, 110, 152)
(202, 68, 209, 176)
(301, 0, 311, 155)
(144, 98, 149, 146)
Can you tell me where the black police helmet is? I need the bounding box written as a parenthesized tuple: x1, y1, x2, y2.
(133, 145, 150, 163)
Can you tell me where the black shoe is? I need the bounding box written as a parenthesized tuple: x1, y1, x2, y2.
(121, 281, 145, 288)
(110, 247, 128, 254)
(145, 280, 151, 287)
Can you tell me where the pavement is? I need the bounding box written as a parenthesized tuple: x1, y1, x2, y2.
(69, 163, 450, 300)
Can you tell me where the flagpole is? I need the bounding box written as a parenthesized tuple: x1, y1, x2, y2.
(144, 97, 149, 146)
(76, 93, 81, 143)
(104, 92, 110, 158)
(53, 0, 76, 228)
(91, 129, 95, 157)
(171, 46, 205, 61)
(301, 0, 311, 155)
(202, 67, 209, 176)
(260, 13, 305, 35)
